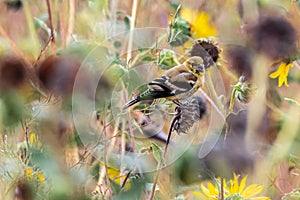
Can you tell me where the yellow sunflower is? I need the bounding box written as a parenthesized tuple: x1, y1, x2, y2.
(269, 62, 294, 87)
(181, 7, 217, 38)
(193, 174, 270, 200)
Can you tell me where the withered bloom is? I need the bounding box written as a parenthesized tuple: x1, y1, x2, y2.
(0, 54, 27, 91)
(14, 180, 33, 200)
(251, 16, 296, 60)
(37, 55, 81, 96)
(190, 38, 222, 69)
(225, 45, 253, 79)
(5, 0, 22, 11)
(172, 95, 206, 134)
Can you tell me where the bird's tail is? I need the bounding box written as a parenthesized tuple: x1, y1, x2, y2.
(123, 98, 140, 110)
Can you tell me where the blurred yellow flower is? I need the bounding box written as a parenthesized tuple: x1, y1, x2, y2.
(181, 8, 217, 38)
(269, 62, 293, 87)
(24, 168, 33, 180)
(37, 172, 45, 182)
(193, 173, 270, 200)
(100, 162, 131, 190)
(29, 132, 42, 148)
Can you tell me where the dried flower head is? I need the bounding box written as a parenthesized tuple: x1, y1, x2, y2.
(0, 55, 27, 91)
(37, 55, 81, 96)
(5, 0, 22, 11)
(225, 46, 253, 79)
(172, 95, 206, 134)
(190, 38, 222, 69)
(251, 16, 296, 60)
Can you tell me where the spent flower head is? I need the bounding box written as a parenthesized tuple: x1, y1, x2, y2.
(190, 38, 222, 69)
(251, 16, 296, 60)
(172, 95, 206, 134)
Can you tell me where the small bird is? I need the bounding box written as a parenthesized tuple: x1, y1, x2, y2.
(123, 56, 205, 109)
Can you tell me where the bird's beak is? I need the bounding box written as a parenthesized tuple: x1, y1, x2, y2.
(195, 64, 204, 73)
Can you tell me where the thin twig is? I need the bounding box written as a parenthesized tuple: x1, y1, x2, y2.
(148, 163, 161, 200)
(149, 108, 179, 200)
(33, 37, 52, 68)
(22, 0, 40, 57)
(46, 0, 56, 54)
(59, 0, 67, 47)
(205, 69, 225, 113)
(126, 0, 140, 65)
(122, 82, 137, 153)
(199, 88, 225, 121)
(220, 178, 224, 200)
(120, 118, 127, 185)
(66, 0, 75, 45)
(0, 25, 31, 66)
(0, 25, 41, 87)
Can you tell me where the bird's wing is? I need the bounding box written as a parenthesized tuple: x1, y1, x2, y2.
(149, 72, 197, 96)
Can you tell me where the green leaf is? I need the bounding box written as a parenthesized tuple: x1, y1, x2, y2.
(109, 178, 122, 194)
(34, 17, 52, 37)
(284, 97, 300, 106)
(151, 142, 164, 164)
(124, 16, 131, 31)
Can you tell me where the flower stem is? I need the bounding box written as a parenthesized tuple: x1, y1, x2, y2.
(228, 88, 236, 113)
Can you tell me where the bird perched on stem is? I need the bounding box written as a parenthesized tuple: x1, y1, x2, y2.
(123, 56, 205, 109)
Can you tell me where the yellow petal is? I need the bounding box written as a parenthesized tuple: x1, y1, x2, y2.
(233, 173, 239, 193)
(29, 133, 36, 144)
(194, 12, 217, 37)
(269, 62, 286, 79)
(207, 182, 215, 194)
(239, 175, 248, 193)
(278, 72, 285, 87)
(201, 183, 211, 196)
(250, 197, 271, 200)
(241, 184, 264, 198)
(181, 8, 196, 23)
(192, 191, 210, 200)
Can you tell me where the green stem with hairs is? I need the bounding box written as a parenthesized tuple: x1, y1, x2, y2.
(228, 88, 236, 113)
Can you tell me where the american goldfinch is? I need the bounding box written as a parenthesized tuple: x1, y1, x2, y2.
(123, 56, 205, 109)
